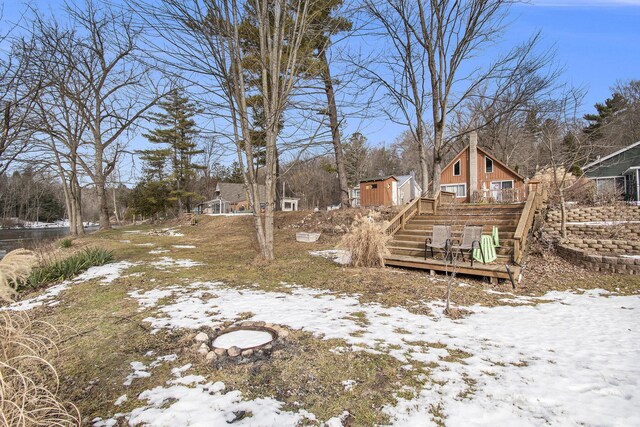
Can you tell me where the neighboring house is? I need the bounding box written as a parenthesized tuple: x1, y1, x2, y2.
(583, 140, 640, 204)
(396, 174, 422, 204)
(440, 132, 526, 203)
(197, 182, 266, 214)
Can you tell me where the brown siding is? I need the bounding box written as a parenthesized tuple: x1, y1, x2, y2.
(360, 177, 396, 206)
(476, 151, 525, 197)
(440, 147, 525, 202)
(440, 148, 471, 201)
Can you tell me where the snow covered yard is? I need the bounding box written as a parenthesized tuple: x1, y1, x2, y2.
(98, 281, 638, 426)
(5, 215, 640, 426)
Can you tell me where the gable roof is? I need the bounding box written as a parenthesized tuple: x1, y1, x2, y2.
(214, 182, 266, 203)
(583, 140, 640, 170)
(442, 145, 524, 181)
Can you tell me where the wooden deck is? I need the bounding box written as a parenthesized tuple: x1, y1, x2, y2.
(385, 253, 520, 284)
(382, 190, 545, 284)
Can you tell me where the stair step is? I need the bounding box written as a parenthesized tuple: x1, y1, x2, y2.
(403, 225, 517, 232)
(388, 245, 513, 257)
(391, 239, 515, 249)
(394, 231, 514, 240)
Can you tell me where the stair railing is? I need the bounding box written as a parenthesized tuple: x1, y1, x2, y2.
(383, 190, 456, 236)
(513, 185, 548, 263)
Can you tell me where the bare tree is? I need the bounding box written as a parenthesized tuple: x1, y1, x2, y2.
(364, 0, 555, 194)
(360, 0, 431, 194)
(537, 87, 594, 238)
(0, 23, 41, 175)
(137, 0, 313, 261)
(55, 1, 165, 230)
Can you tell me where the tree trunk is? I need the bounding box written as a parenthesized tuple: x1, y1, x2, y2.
(320, 50, 350, 208)
(96, 177, 110, 230)
(559, 188, 567, 239)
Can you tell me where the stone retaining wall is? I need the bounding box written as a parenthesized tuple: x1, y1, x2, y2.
(556, 243, 640, 274)
(547, 205, 640, 274)
(547, 205, 640, 224)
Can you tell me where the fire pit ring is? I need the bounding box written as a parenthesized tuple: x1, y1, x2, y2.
(194, 322, 289, 360)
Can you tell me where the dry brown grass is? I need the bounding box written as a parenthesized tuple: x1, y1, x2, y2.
(0, 311, 80, 426)
(339, 213, 391, 267)
(0, 249, 38, 303)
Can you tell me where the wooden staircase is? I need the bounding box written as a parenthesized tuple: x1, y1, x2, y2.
(383, 189, 546, 284)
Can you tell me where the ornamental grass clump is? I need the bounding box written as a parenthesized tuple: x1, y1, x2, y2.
(25, 248, 114, 291)
(0, 311, 81, 426)
(339, 213, 391, 267)
(0, 249, 38, 303)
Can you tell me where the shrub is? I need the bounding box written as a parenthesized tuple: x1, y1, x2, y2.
(339, 213, 391, 267)
(23, 248, 114, 292)
(0, 311, 81, 426)
(60, 238, 73, 249)
(0, 249, 38, 303)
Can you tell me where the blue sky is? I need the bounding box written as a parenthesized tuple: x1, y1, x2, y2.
(2, 0, 640, 170)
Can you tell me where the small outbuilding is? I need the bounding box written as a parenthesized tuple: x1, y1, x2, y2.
(281, 197, 300, 212)
(359, 176, 398, 207)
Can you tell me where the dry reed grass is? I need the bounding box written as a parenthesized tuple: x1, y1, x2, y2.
(0, 311, 80, 426)
(0, 250, 38, 303)
(339, 213, 391, 267)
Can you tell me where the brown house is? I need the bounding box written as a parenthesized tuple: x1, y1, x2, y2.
(359, 176, 398, 207)
(440, 132, 525, 203)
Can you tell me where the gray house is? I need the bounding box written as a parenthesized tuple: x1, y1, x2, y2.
(583, 141, 640, 204)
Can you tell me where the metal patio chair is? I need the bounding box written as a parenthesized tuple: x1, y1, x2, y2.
(450, 225, 484, 267)
(425, 225, 452, 260)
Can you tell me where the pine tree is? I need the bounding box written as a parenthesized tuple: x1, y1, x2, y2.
(344, 132, 368, 186)
(143, 88, 204, 214)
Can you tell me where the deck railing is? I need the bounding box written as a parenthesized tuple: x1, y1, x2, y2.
(470, 188, 523, 204)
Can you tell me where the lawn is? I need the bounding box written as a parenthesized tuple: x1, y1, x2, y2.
(4, 213, 640, 426)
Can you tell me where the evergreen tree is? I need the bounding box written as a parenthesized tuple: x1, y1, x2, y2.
(583, 92, 626, 140)
(143, 88, 205, 214)
(343, 132, 368, 186)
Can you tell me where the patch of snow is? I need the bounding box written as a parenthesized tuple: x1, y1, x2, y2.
(173, 245, 196, 249)
(75, 261, 136, 284)
(309, 249, 351, 265)
(100, 364, 318, 427)
(119, 240, 131, 243)
(5, 261, 135, 311)
(135, 243, 155, 247)
(152, 257, 202, 269)
(6, 282, 71, 311)
(129, 288, 180, 311)
(114, 395, 127, 406)
(123, 354, 178, 387)
(123, 361, 151, 386)
(131, 283, 640, 426)
(149, 249, 170, 254)
(212, 330, 273, 349)
(621, 254, 640, 259)
(123, 230, 143, 234)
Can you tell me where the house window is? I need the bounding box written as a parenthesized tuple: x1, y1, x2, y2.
(371, 184, 378, 189)
(595, 177, 625, 198)
(453, 160, 461, 176)
(284, 202, 291, 209)
(441, 184, 467, 198)
(485, 156, 493, 173)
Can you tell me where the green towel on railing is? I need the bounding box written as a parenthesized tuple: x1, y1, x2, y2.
(492, 226, 500, 247)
